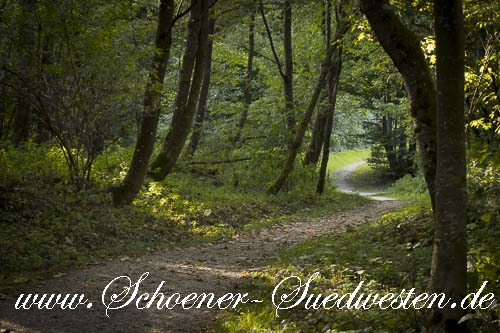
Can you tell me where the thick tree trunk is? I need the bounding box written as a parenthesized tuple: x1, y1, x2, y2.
(111, 0, 175, 206)
(283, 0, 295, 145)
(188, 17, 215, 156)
(150, 0, 209, 181)
(430, 0, 467, 331)
(360, 0, 437, 209)
(233, 10, 256, 145)
(12, 0, 36, 145)
(267, 45, 336, 194)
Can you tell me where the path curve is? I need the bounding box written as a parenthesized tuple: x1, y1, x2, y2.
(333, 160, 396, 201)
(0, 200, 401, 332)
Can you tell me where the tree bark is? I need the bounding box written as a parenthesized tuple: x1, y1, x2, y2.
(188, 16, 215, 156)
(360, 0, 437, 209)
(304, 98, 328, 165)
(283, 0, 295, 145)
(233, 9, 256, 145)
(12, 0, 37, 145)
(259, 0, 295, 146)
(268, 45, 336, 194)
(111, 0, 175, 206)
(430, 0, 467, 331)
(316, 0, 348, 194)
(150, 0, 210, 181)
(304, 0, 332, 165)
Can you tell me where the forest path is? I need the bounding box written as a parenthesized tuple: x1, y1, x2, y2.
(0, 168, 401, 332)
(333, 160, 396, 201)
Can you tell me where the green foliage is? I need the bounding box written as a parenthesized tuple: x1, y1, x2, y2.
(0, 141, 67, 186)
(0, 143, 367, 287)
(327, 149, 370, 173)
(386, 173, 430, 201)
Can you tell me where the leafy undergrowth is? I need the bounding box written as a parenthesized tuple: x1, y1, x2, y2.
(215, 201, 500, 332)
(0, 143, 367, 288)
(349, 163, 393, 194)
(349, 161, 431, 202)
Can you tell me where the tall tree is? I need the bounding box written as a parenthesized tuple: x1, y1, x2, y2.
(112, 0, 175, 206)
(283, 0, 295, 145)
(316, 0, 350, 194)
(12, 0, 36, 145)
(360, 0, 438, 209)
(430, 0, 467, 330)
(259, 0, 295, 146)
(233, 9, 256, 145)
(304, 0, 332, 165)
(150, 0, 210, 181)
(268, 44, 337, 194)
(188, 16, 215, 156)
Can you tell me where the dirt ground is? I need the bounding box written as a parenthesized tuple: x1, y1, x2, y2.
(0, 163, 401, 332)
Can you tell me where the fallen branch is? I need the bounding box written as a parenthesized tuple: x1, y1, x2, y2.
(184, 157, 252, 165)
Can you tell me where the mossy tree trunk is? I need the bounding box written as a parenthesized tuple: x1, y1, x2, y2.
(187, 16, 215, 156)
(316, 0, 349, 194)
(149, 0, 210, 181)
(111, 0, 175, 206)
(304, 0, 332, 165)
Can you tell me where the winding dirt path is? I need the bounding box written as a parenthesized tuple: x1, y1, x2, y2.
(0, 165, 401, 332)
(333, 161, 396, 201)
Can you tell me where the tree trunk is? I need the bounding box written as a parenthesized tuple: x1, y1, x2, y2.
(267, 45, 336, 194)
(187, 17, 215, 156)
(233, 10, 256, 145)
(316, 0, 348, 194)
(360, 0, 437, 209)
(111, 0, 175, 206)
(150, 0, 209, 181)
(304, 0, 332, 165)
(283, 0, 295, 145)
(304, 102, 327, 165)
(430, 0, 467, 331)
(12, 0, 36, 145)
(259, 0, 294, 147)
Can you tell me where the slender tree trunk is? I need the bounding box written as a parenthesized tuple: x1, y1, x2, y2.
(259, 0, 294, 146)
(188, 17, 215, 156)
(150, 0, 210, 181)
(430, 0, 467, 331)
(12, 0, 36, 145)
(360, 0, 437, 209)
(233, 10, 256, 145)
(316, 0, 348, 194)
(283, 0, 295, 145)
(268, 45, 336, 194)
(304, 98, 328, 165)
(304, 0, 332, 165)
(111, 0, 175, 206)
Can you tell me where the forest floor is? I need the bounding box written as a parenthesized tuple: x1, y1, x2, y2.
(0, 162, 402, 333)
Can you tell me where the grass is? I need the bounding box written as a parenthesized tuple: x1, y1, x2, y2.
(349, 163, 393, 194)
(214, 199, 500, 332)
(214, 202, 435, 332)
(0, 144, 368, 288)
(327, 149, 370, 173)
